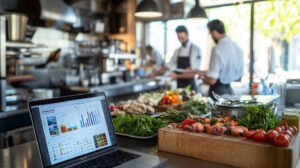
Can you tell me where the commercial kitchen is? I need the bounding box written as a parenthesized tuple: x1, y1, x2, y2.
(0, 0, 300, 168)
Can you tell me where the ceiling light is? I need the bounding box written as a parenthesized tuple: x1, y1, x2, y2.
(135, 0, 163, 18)
(187, 0, 207, 19)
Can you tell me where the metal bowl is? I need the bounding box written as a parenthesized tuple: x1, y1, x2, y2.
(212, 100, 260, 118)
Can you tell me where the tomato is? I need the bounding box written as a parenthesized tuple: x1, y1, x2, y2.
(253, 130, 267, 142)
(274, 127, 283, 133)
(291, 126, 298, 135)
(282, 121, 289, 130)
(109, 105, 114, 112)
(267, 130, 279, 142)
(283, 130, 293, 139)
(274, 134, 290, 147)
(288, 127, 295, 135)
(244, 130, 255, 139)
(280, 126, 286, 131)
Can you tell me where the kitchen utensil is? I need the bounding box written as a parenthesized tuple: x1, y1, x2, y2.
(2, 13, 28, 41)
(214, 100, 260, 118)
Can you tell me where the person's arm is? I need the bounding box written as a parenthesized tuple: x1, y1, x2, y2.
(149, 50, 177, 78)
(204, 48, 221, 85)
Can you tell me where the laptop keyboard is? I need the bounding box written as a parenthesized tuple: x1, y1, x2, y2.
(74, 150, 140, 168)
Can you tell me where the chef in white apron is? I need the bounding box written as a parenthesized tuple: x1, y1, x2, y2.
(148, 25, 202, 92)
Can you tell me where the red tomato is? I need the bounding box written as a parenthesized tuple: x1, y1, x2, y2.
(244, 130, 255, 139)
(291, 126, 298, 135)
(267, 130, 278, 142)
(288, 127, 295, 135)
(109, 105, 114, 112)
(280, 126, 286, 131)
(283, 130, 293, 139)
(274, 127, 283, 133)
(253, 130, 267, 142)
(274, 134, 290, 147)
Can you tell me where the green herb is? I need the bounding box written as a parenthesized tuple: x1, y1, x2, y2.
(112, 114, 165, 137)
(184, 99, 209, 115)
(160, 109, 188, 124)
(238, 104, 280, 131)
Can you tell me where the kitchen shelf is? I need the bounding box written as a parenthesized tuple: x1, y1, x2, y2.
(6, 41, 46, 49)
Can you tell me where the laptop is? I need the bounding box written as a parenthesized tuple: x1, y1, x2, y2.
(28, 92, 167, 168)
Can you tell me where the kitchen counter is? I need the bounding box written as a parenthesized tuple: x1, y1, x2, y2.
(0, 137, 233, 168)
(63, 79, 160, 97)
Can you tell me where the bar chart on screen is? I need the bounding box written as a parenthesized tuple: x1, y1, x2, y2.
(75, 101, 103, 128)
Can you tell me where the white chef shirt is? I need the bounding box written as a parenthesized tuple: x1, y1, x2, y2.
(206, 36, 244, 84)
(166, 41, 202, 70)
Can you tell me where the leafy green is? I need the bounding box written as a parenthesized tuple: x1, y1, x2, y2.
(238, 104, 280, 131)
(184, 99, 209, 115)
(112, 114, 165, 137)
(160, 109, 188, 124)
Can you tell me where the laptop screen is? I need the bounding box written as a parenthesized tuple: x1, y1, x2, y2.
(30, 94, 117, 167)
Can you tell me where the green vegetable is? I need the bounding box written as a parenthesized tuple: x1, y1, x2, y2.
(184, 99, 209, 115)
(160, 109, 188, 124)
(112, 114, 165, 137)
(238, 104, 280, 131)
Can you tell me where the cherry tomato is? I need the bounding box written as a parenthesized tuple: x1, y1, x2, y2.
(282, 121, 289, 130)
(109, 105, 114, 112)
(280, 126, 286, 131)
(274, 134, 290, 147)
(253, 130, 267, 142)
(274, 127, 283, 133)
(244, 130, 255, 140)
(267, 130, 279, 142)
(291, 126, 298, 135)
(288, 127, 295, 135)
(283, 130, 293, 139)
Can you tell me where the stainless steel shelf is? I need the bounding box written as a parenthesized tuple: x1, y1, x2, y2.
(6, 41, 46, 49)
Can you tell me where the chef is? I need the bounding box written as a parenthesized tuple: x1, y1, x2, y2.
(145, 45, 164, 68)
(148, 25, 202, 92)
(186, 20, 244, 97)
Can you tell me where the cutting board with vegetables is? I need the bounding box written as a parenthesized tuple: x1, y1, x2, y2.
(158, 127, 300, 168)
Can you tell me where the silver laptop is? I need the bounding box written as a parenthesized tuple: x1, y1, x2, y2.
(28, 92, 167, 168)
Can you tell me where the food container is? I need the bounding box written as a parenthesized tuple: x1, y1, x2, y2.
(2, 13, 28, 41)
(213, 100, 259, 118)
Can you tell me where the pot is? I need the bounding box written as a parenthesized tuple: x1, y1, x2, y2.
(2, 13, 28, 41)
(213, 100, 259, 119)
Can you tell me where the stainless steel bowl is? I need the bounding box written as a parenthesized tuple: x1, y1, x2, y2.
(212, 100, 260, 118)
(2, 13, 28, 41)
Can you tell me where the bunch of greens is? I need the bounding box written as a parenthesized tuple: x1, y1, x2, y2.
(159, 109, 189, 124)
(238, 104, 280, 131)
(184, 99, 209, 115)
(112, 114, 165, 137)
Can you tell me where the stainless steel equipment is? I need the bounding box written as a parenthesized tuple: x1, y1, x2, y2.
(0, 16, 6, 112)
(2, 13, 28, 41)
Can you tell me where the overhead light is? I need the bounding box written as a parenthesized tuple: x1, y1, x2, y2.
(135, 0, 163, 18)
(187, 0, 207, 19)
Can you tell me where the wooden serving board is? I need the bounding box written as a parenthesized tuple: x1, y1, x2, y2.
(158, 128, 300, 168)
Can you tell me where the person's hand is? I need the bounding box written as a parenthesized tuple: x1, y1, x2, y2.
(168, 73, 178, 80)
(184, 67, 193, 73)
(147, 72, 156, 78)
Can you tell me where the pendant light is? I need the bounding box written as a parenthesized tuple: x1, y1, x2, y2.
(187, 0, 207, 19)
(135, 0, 163, 18)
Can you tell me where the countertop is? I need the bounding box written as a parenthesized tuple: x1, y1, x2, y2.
(0, 136, 233, 168)
(67, 79, 160, 97)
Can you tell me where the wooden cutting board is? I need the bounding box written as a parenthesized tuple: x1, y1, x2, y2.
(158, 128, 300, 168)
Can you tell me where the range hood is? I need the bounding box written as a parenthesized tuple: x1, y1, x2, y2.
(39, 0, 77, 24)
(0, 0, 77, 29)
